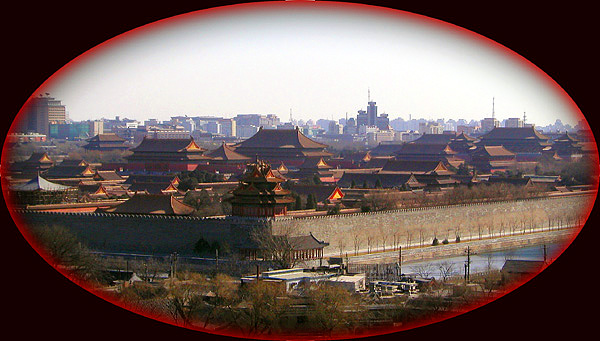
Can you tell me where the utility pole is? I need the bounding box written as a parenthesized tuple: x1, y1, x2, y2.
(465, 246, 471, 283)
(215, 248, 219, 272)
(170, 252, 178, 279)
(398, 246, 402, 280)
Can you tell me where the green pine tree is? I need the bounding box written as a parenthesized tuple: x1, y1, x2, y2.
(306, 193, 316, 209)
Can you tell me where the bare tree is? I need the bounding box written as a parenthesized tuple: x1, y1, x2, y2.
(410, 263, 436, 278)
(353, 232, 361, 256)
(337, 238, 346, 257)
(250, 227, 300, 269)
(305, 283, 363, 336)
(438, 261, 456, 282)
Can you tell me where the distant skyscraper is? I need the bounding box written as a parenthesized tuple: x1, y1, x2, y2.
(481, 117, 500, 133)
(356, 109, 368, 127)
(367, 100, 377, 126)
(19, 94, 66, 135)
(505, 117, 524, 128)
(376, 113, 390, 130)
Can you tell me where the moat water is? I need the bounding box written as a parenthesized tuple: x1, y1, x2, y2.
(402, 242, 565, 279)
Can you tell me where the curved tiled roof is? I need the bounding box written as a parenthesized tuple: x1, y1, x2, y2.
(381, 160, 449, 174)
(234, 128, 328, 149)
(103, 193, 194, 215)
(13, 175, 72, 191)
(395, 143, 457, 155)
(206, 143, 251, 161)
(86, 133, 126, 142)
(473, 145, 516, 157)
(480, 127, 549, 141)
(411, 133, 455, 145)
(130, 137, 206, 153)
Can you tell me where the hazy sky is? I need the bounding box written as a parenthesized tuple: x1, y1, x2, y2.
(40, 2, 581, 127)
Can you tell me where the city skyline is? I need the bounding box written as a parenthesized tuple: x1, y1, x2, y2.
(33, 2, 582, 128)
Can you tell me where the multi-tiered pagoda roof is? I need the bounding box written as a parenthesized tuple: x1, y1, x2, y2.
(229, 159, 294, 217)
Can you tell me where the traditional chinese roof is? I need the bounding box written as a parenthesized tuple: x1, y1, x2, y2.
(43, 165, 95, 178)
(395, 143, 457, 156)
(101, 193, 195, 215)
(369, 143, 404, 156)
(124, 174, 180, 185)
(12, 175, 73, 191)
(471, 145, 516, 157)
(298, 157, 332, 170)
(59, 159, 89, 167)
(93, 170, 124, 182)
(411, 133, 456, 145)
(86, 133, 126, 142)
(83, 134, 129, 150)
(25, 152, 54, 164)
(337, 172, 421, 189)
(239, 159, 288, 184)
(453, 132, 477, 142)
(380, 160, 452, 175)
(480, 127, 549, 141)
(287, 233, 330, 250)
(130, 136, 206, 153)
(288, 184, 345, 203)
(240, 233, 329, 251)
(341, 151, 371, 163)
(234, 127, 328, 149)
(127, 181, 181, 195)
(229, 159, 295, 207)
(363, 156, 395, 169)
(206, 143, 252, 161)
(276, 162, 289, 174)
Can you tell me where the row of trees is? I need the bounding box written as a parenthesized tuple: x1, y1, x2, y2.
(359, 183, 548, 212)
(117, 273, 367, 337)
(115, 269, 493, 337)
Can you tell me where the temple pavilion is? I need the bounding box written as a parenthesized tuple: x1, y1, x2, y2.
(228, 159, 295, 217)
(477, 127, 552, 161)
(83, 133, 129, 151)
(232, 127, 332, 167)
(125, 136, 210, 172)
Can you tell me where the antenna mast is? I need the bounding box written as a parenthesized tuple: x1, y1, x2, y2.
(492, 97, 495, 119)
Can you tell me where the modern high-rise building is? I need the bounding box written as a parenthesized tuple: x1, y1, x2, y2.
(505, 117, 524, 128)
(481, 117, 500, 133)
(367, 100, 377, 126)
(356, 110, 368, 127)
(19, 94, 66, 135)
(376, 113, 390, 130)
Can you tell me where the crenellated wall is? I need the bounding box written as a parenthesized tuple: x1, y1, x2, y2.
(14, 193, 595, 257)
(16, 211, 269, 256)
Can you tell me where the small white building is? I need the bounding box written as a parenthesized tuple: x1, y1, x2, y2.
(324, 274, 366, 292)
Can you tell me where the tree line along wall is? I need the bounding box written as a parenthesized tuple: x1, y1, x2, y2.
(272, 193, 595, 256)
(13, 193, 595, 258)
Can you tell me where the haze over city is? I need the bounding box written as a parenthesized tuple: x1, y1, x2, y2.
(34, 2, 580, 127)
